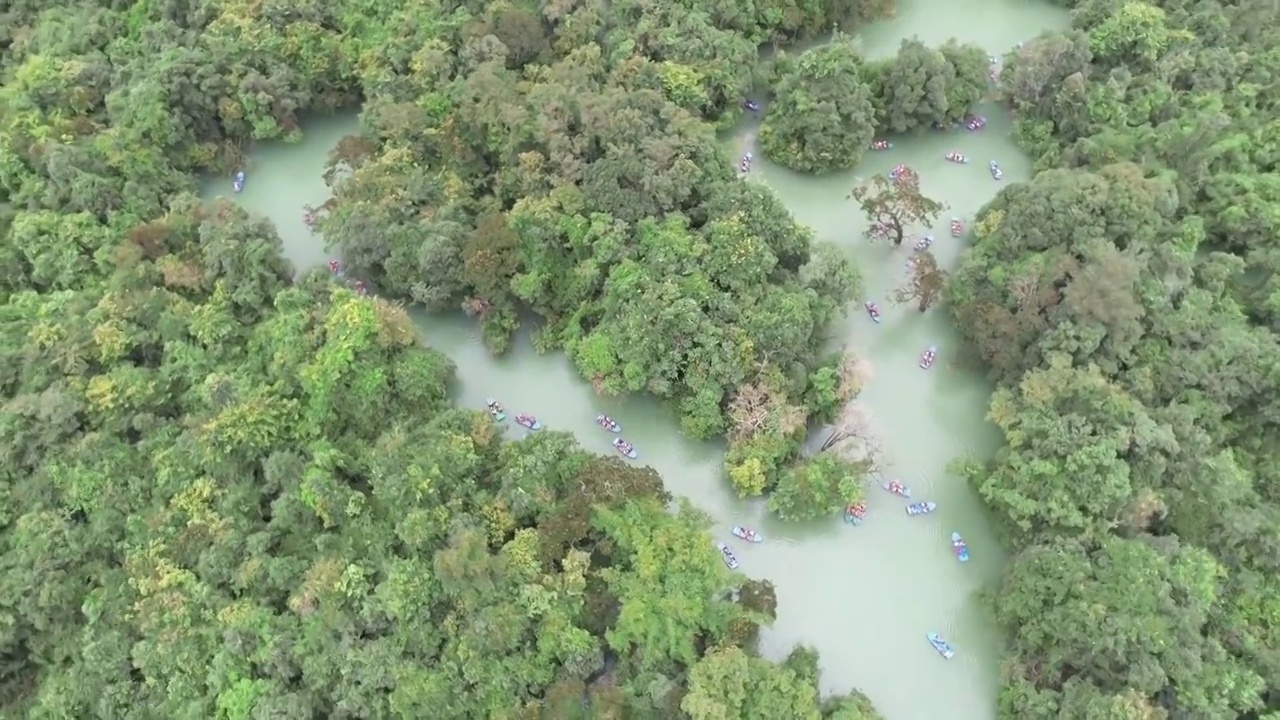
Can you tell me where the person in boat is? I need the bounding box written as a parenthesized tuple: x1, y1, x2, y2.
(613, 438, 634, 453)
(516, 413, 535, 425)
(743, 99, 761, 112)
(354, 280, 367, 296)
(915, 235, 934, 251)
(866, 301, 880, 318)
(487, 398, 504, 412)
(597, 414, 614, 427)
(888, 480, 905, 495)
(870, 139, 890, 150)
(327, 260, 341, 275)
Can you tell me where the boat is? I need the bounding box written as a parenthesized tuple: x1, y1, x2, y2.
(739, 152, 753, 173)
(743, 99, 761, 112)
(232, 170, 245, 193)
(870, 139, 892, 150)
(906, 501, 938, 516)
(951, 532, 970, 563)
(843, 502, 868, 525)
(950, 219, 965, 237)
(944, 152, 968, 163)
(989, 161, 1003, 180)
(327, 260, 342, 276)
(966, 115, 987, 131)
(889, 164, 913, 182)
(882, 481, 911, 498)
(717, 542, 740, 570)
(919, 346, 937, 370)
(914, 235, 934, 251)
(515, 413, 542, 430)
(732, 526, 764, 543)
(865, 301, 882, 323)
(613, 438, 638, 459)
(486, 399, 506, 422)
(353, 280, 367, 296)
(928, 632, 956, 659)
(596, 414, 621, 433)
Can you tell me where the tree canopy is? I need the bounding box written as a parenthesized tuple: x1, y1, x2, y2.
(0, 0, 921, 714)
(949, 0, 1280, 715)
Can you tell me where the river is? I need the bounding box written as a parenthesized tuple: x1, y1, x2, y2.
(201, 1, 1068, 716)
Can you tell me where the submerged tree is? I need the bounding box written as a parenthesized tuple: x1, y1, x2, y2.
(850, 174, 945, 247)
(895, 250, 949, 311)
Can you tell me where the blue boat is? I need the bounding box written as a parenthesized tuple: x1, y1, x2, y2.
(486, 398, 506, 422)
(906, 501, 937, 516)
(843, 503, 867, 525)
(951, 532, 970, 562)
(232, 170, 245, 193)
(928, 632, 956, 659)
(613, 438, 638, 459)
(515, 414, 542, 430)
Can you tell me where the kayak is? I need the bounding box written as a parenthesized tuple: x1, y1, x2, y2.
(232, 171, 245, 193)
(882, 481, 912, 498)
(613, 439, 638, 459)
(717, 542, 740, 570)
(596, 414, 621, 433)
(906, 501, 937, 516)
(732, 525, 763, 543)
(928, 632, 956, 659)
(515, 414, 541, 430)
(952, 532, 970, 563)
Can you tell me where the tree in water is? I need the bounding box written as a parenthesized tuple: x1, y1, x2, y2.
(849, 173, 945, 247)
(757, 41, 876, 174)
(894, 250, 949, 312)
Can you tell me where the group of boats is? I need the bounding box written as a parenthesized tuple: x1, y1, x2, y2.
(873, 480, 970, 661)
(480, 403, 638, 458)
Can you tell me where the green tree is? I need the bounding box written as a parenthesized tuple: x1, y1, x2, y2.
(758, 42, 877, 173)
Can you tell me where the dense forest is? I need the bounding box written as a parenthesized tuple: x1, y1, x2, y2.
(945, 0, 1280, 717)
(0, 0, 904, 716)
(3, 0, 1280, 714)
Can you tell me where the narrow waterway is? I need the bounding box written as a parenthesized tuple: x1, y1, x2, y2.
(201, 2, 1068, 716)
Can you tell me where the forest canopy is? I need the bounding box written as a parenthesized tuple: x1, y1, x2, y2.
(0, 0, 906, 715)
(948, 0, 1280, 715)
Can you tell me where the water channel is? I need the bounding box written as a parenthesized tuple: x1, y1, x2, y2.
(201, 1, 1068, 716)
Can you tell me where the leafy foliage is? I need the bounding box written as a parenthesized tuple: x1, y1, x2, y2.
(0, 0, 922, 714)
(949, 0, 1280, 714)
